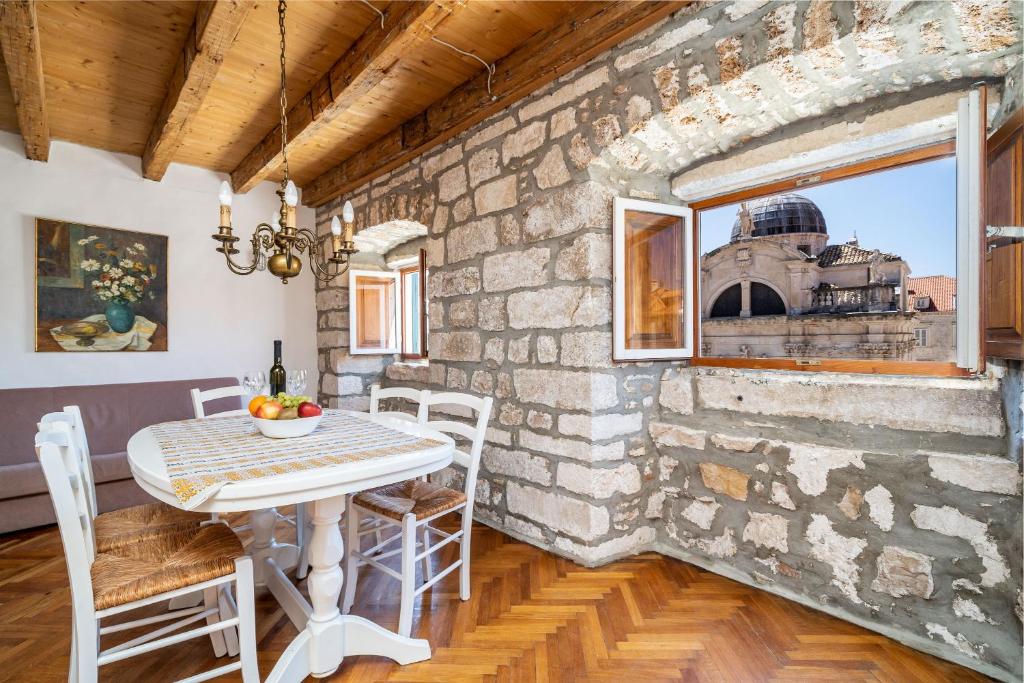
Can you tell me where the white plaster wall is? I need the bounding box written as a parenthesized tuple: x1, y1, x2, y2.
(0, 131, 318, 390)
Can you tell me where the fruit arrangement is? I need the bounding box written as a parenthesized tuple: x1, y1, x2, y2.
(248, 393, 323, 420)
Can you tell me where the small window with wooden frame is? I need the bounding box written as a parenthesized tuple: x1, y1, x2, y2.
(349, 249, 428, 358)
(612, 198, 695, 361)
(399, 249, 428, 360)
(688, 86, 1015, 380)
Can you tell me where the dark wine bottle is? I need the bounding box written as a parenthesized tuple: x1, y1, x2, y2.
(269, 339, 286, 396)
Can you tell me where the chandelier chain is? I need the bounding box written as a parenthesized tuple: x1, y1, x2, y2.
(278, 0, 289, 182)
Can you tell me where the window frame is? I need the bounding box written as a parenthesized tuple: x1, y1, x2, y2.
(399, 249, 428, 361)
(612, 197, 695, 361)
(348, 269, 401, 355)
(689, 140, 977, 378)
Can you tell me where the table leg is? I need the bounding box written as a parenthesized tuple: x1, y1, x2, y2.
(250, 507, 300, 587)
(265, 495, 432, 682)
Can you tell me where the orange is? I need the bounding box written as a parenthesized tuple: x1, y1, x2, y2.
(248, 394, 269, 416)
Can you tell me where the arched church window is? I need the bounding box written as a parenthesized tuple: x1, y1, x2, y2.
(750, 282, 786, 315)
(709, 284, 741, 318)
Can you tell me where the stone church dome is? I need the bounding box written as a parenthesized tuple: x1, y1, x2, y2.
(731, 193, 828, 241)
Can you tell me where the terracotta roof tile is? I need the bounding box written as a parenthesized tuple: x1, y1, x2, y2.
(816, 244, 901, 268)
(906, 275, 956, 312)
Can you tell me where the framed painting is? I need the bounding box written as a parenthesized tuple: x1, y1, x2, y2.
(612, 197, 695, 361)
(35, 218, 168, 352)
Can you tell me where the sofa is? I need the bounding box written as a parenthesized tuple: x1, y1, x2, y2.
(0, 377, 243, 534)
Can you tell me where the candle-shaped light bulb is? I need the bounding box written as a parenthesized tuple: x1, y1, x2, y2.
(218, 180, 233, 206)
(330, 216, 342, 236)
(284, 180, 298, 207)
(342, 200, 354, 223)
(270, 211, 281, 232)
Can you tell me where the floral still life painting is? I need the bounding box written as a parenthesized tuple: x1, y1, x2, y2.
(35, 218, 168, 352)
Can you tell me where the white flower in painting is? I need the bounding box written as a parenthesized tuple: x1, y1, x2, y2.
(109, 267, 123, 278)
(102, 263, 110, 272)
(122, 275, 136, 286)
(120, 259, 134, 269)
(133, 242, 146, 252)
(77, 235, 99, 246)
(80, 259, 100, 272)
(110, 285, 120, 295)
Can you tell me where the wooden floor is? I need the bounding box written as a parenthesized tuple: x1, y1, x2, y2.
(0, 510, 991, 683)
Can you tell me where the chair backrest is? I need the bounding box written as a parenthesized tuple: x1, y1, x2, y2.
(191, 385, 250, 419)
(369, 384, 427, 423)
(35, 429, 98, 623)
(38, 407, 97, 520)
(420, 391, 493, 507)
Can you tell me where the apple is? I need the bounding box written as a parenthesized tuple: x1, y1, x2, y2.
(297, 402, 322, 418)
(256, 400, 283, 420)
(248, 395, 269, 416)
(279, 407, 298, 420)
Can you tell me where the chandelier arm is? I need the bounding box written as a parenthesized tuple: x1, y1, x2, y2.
(294, 228, 350, 284)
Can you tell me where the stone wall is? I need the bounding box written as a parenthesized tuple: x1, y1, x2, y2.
(312, 1, 1023, 679)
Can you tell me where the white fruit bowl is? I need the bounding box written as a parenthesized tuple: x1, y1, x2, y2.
(253, 414, 322, 439)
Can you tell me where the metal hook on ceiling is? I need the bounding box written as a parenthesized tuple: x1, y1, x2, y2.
(430, 36, 496, 100)
(357, 0, 384, 29)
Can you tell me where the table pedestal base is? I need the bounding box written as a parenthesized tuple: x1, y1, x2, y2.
(264, 495, 431, 682)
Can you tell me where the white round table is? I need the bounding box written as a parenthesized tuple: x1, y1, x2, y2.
(127, 410, 455, 682)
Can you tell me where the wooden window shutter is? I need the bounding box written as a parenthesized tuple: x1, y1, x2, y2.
(985, 108, 1024, 360)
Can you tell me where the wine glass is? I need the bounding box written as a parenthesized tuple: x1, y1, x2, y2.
(243, 370, 266, 396)
(287, 369, 308, 396)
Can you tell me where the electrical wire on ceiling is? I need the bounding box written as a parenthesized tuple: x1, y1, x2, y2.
(357, 0, 384, 29)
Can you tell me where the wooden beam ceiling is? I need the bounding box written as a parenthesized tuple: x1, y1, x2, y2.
(0, 0, 49, 161)
(142, 0, 254, 181)
(230, 0, 466, 194)
(302, 1, 688, 207)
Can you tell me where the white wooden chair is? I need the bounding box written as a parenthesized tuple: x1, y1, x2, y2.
(35, 427, 259, 683)
(342, 390, 492, 637)
(370, 384, 428, 423)
(191, 385, 311, 578)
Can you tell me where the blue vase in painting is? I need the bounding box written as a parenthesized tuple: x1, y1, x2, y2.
(104, 299, 136, 333)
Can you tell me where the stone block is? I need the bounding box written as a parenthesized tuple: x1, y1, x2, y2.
(447, 217, 498, 263)
(556, 461, 642, 498)
(555, 233, 611, 281)
(523, 181, 614, 242)
(864, 485, 894, 531)
(537, 335, 558, 363)
(474, 175, 517, 215)
(448, 299, 477, 327)
(558, 412, 642, 440)
(437, 165, 467, 202)
(550, 107, 577, 138)
(559, 331, 612, 367)
(650, 422, 707, 450)
(426, 236, 445, 268)
(871, 546, 934, 599)
(471, 370, 494, 394)
(385, 362, 430, 384)
(434, 267, 480, 297)
(483, 337, 505, 365)
(519, 67, 609, 121)
(468, 147, 500, 187)
(698, 462, 749, 501)
(659, 368, 694, 415)
(466, 116, 515, 151)
(527, 410, 553, 430)
(742, 511, 789, 553)
(519, 429, 624, 462)
(507, 335, 531, 364)
(316, 288, 346, 310)
(513, 369, 619, 411)
(805, 514, 867, 604)
(681, 498, 720, 530)
(507, 286, 610, 329)
(501, 121, 546, 164)
(925, 451, 1022, 495)
(483, 248, 550, 292)
(505, 481, 609, 541)
(910, 505, 1009, 587)
(785, 443, 864, 496)
(478, 296, 507, 331)
(554, 527, 655, 565)
(533, 147, 571, 190)
(430, 331, 482, 362)
(447, 367, 467, 390)
(328, 350, 385, 375)
(709, 433, 763, 453)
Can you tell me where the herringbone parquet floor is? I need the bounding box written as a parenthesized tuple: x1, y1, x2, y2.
(0, 510, 990, 682)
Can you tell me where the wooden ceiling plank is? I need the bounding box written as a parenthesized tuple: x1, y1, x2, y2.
(0, 0, 49, 161)
(230, 0, 466, 194)
(142, 0, 254, 181)
(301, 1, 688, 207)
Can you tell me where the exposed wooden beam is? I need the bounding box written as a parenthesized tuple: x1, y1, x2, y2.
(142, 0, 253, 181)
(302, 1, 688, 207)
(0, 0, 49, 161)
(230, 0, 464, 194)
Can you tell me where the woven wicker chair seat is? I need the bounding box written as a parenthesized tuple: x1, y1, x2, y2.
(355, 479, 467, 520)
(94, 502, 206, 553)
(91, 523, 243, 611)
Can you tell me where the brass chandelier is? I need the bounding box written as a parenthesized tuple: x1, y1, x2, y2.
(213, 0, 356, 284)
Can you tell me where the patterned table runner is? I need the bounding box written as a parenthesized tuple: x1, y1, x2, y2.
(149, 410, 445, 509)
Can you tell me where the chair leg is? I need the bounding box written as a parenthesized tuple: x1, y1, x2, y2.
(398, 513, 417, 638)
(234, 557, 260, 683)
(218, 585, 240, 657)
(69, 612, 78, 683)
(420, 526, 433, 583)
(295, 502, 311, 580)
(202, 587, 228, 657)
(460, 511, 472, 601)
(75, 617, 97, 683)
(341, 500, 360, 614)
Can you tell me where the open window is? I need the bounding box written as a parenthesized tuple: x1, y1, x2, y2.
(349, 249, 427, 357)
(676, 87, 999, 377)
(612, 198, 695, 361)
